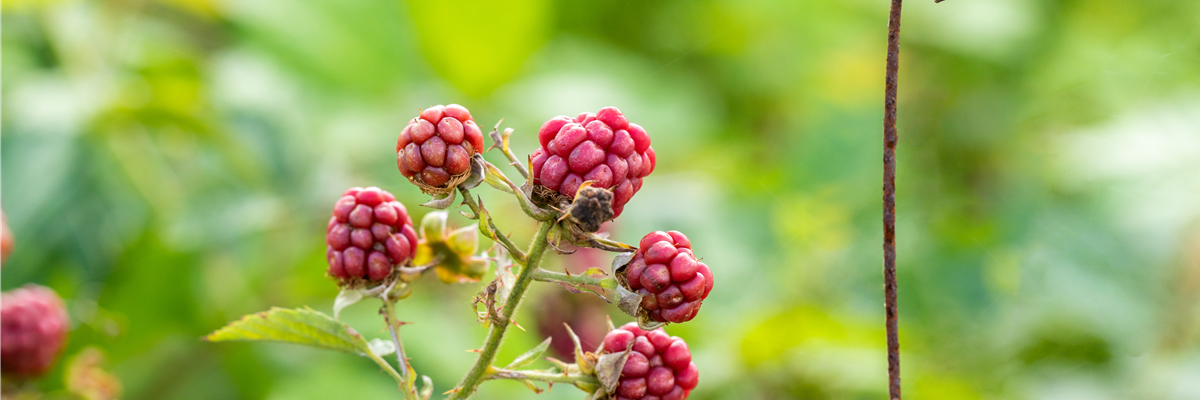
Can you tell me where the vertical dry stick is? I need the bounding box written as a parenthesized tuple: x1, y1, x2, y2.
(882, 0, 903, 399)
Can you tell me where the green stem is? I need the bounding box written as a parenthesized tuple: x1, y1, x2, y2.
(365, 344, 407, 393)
(485, 368, 600, 388)
(531, 268, 616, 289)
(380, 288, 419, 399)
(458, 186, 528, 264)
(450, 221, 555, 399)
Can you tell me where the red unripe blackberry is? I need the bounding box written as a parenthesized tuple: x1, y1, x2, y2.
(326, 187, 417, 285)
(1, 285, 69, 378)
(604, 323, 698, 400)
(624, 231, 712, 324)
(531, 107, 655, 217)
(397, 104, 484, 191)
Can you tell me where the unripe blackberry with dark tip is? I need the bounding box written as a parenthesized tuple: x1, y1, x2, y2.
(326, 187, 418, 285)
(1, 285, 69, 378)
(622, 231, 712, 324)
(530, 107, 655, 218)
(603, 322, 698, 400)
(397, 104, 485, 192)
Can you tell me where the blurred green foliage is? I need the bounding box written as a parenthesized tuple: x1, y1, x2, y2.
(3, 0, 1200, 399)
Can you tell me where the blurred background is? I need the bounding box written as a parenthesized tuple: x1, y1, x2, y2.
(3, 0, 1199, 399)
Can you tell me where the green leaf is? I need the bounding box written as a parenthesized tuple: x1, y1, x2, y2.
(205, 307, 372, 356)
(505, 337, 552, 369)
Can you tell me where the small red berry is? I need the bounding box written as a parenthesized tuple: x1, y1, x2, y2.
(1, 285, 69, 378)
(326, 187, 416, 285)
(623, 231, 713, 324)
(398, 104, 483, 191)
(603, 323, 697, 400)
(530, 107, 654, 218)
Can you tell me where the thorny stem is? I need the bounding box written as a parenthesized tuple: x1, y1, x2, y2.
(882, 0, 903, 399)
(381, 282, 419, 399)
(484, 368, 601, 387)
(458, 186, 529, 264)
(531, 268, 614, 289)
(450, 221, 556, 399)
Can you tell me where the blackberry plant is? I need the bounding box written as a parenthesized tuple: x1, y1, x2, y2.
(207, 105, 711, 399)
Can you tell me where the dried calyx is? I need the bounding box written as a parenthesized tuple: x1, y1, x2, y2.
(567, 184, 614, 233)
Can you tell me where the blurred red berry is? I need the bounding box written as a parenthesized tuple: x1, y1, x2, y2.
(1, 285, 69, 378)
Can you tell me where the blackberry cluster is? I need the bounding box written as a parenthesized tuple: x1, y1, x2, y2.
(602, 322, 698, 400)
(531, 107, 655, 218)
(624, 231, 713, 323)
(326, 187, 418, 283)
(397, 104, 485, 189)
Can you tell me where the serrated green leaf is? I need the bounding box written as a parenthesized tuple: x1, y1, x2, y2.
(205, 307, 372, 356)
(506, 337, 552, 369)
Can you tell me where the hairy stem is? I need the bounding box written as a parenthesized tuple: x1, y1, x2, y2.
(458, 186, 529, 264)
(531, 268, 614, 289)
(450, 221, 555, 399)
(382, 299, 409, 376)
(882, 0, 903, 399)
(485, 368, 600, 387)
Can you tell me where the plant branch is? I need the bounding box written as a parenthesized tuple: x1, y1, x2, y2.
(531, 268, 615, 289)
(485, 368, 600, 387)
(458, 186, 529, 264)
(487, 123, 529, 180)
(882, 0, 903, 399)
(380, 283, 419, 399)
(450, 221, 556, 399)
(382, 299, 409, 376)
